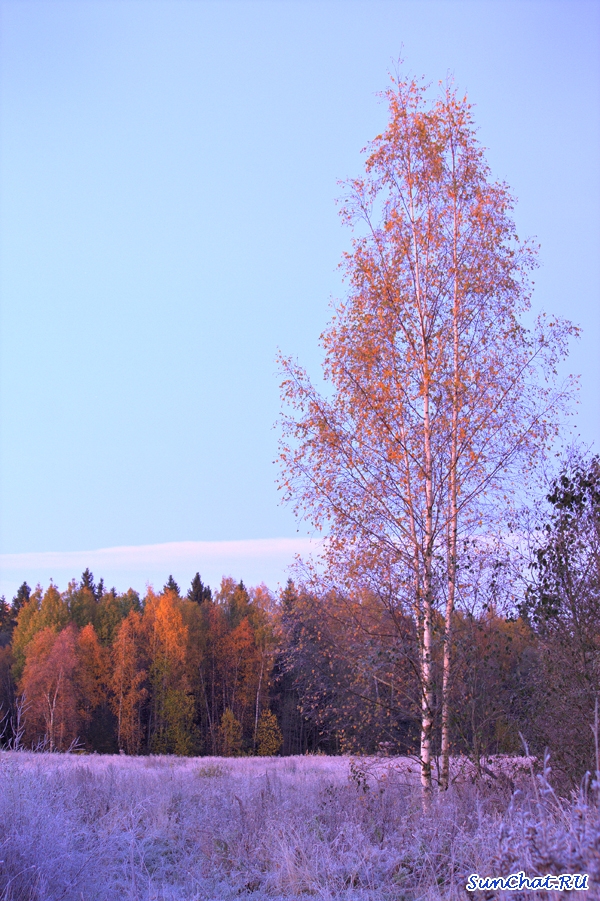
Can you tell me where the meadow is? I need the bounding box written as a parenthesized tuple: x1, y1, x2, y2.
(1, 752, 598, 901)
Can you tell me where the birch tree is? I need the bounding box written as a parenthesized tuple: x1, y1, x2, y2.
(110, 610, 148, 754)
(278, 70, 576, 794)
(19, 625, 79, 751)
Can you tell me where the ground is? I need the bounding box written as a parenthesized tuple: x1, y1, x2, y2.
(0, 752, 596, 900)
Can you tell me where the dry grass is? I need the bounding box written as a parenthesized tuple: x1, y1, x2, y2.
(0, 751, 597, 900)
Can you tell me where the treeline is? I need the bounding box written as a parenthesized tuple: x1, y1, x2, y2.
(0, 574, 318, 757)
(0, 570, 532, 761)
(0, 455, 598, 781)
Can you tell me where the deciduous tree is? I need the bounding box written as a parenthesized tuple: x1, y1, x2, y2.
(256, 709, 283, 756)
(96, 587, 141, 645)
(11, 584, 68, 681)
(146, 588, 195, 754)
(219, 707, 242, 756)
(75, 623, 110, 749)
(110, 609, 148, 754)
(19, 624, 79, 751)
(279, 69, 576, 793)
(280, 582, 419, 754)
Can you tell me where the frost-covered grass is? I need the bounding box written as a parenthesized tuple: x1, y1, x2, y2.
(0, 751, 598, 900)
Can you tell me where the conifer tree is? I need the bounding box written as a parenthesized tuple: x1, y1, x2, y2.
(163, 575, 181, 597)
(0, 597, 12, 638)
(187, 573, 212, 604)
(81, 569, 96, 595)
(12, 582, 31, 618)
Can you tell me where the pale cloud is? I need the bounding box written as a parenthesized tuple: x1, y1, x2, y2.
(0, 537, 323, 599)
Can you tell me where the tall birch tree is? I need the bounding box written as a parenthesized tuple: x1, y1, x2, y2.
(278, 71, 576, 794)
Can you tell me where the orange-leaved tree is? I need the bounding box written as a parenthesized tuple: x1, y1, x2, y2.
(74, 623, 109, 748)
(19, 624, 79, 751)
(278, 69, 577, 793)
(145, 588, 195, 754)
(110, 610, 149, 754)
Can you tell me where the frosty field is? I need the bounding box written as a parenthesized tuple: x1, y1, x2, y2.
(0, 751, 598, 901)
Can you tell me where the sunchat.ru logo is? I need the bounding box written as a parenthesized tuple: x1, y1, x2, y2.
(466, 872, 589, 892)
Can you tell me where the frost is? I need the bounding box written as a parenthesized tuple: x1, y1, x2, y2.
(0, 751, 598, 900)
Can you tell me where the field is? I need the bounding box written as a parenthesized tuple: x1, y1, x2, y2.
(0, 752, 598, 901)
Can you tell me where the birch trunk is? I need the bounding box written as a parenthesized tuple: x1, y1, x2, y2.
(441, 154, 460, 791)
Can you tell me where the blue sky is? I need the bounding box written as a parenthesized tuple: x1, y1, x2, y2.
(1, 0, 599, 596)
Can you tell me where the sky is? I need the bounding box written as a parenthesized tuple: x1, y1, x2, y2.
(1, 0, 599, 598)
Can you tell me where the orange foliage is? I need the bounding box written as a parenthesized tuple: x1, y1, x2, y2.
(76, 624, 108, 717)
(110, 610, 148, 754)
(145, 589, 195, 754)
(278, 69, 577, 791)
(19, 625, 79, 751)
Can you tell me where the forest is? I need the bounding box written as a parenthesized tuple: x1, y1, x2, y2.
(1, 451, 598, 788)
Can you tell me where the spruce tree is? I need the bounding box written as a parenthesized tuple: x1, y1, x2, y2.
(187, 573, 212, 604)
(163, 575, 180, 596)
(11, 581, 31, 617)
(81, 569, 96, 594)
(0, 596, 12, 645)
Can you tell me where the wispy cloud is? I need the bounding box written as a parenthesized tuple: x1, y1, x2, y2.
(0, 537, 323, 599)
